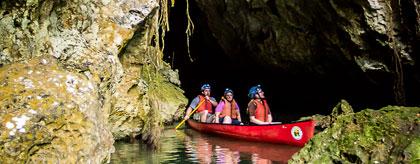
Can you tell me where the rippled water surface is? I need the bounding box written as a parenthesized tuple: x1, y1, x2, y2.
(111, 127, 301, 163)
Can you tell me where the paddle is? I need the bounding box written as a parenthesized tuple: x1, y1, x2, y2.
(175, 100, 205, 130)
(270, 122, 282, 124)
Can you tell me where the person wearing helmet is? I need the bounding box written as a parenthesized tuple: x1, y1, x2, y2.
(214, 88, 242, 125)
(184, 83, 218, 122)
(247, 85, 272, 125)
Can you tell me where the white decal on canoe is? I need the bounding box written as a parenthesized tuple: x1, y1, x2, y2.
(291, 126, 303, 140)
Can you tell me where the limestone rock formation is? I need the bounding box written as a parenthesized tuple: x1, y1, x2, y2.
(109, 7, 187, 143)
(0, 57, 114, 163)
(290, 106, 420, 163)
(0, 0, 187, 162)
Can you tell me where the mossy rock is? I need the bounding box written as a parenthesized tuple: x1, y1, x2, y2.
(109, 63, 187, 144)
(299, 100, 354, 129)
(290, 106, 420, 163)
(0, 57, 114, 163)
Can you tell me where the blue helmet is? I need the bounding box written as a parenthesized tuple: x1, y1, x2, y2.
(248, 85, 261, 98)
(200, 83, 211, 91)
(224, 88, 233, 95)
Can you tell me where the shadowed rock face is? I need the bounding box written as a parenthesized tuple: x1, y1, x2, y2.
(0, 0, 187, 162)
(193, 0, 419, 72)
(187, 0, 419, 107)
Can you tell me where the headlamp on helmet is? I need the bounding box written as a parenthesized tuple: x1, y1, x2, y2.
(248, 84, 262, 98)
(224, 88, 233, 95)
(201, 83, 211, 91)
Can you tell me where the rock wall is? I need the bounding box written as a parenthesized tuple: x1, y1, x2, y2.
(0, 57, 114, 163)
(109, 9, 187, 144)
(0, 0, 187, 162)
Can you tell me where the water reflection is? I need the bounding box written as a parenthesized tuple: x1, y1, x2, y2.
(111, 128, 301, 163)
(184, 129, 301, 164)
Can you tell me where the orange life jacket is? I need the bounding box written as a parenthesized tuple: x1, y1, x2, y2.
(196, 95, 213, 113)
(252, 99, 270, 122)
(219, 98, 239, 119)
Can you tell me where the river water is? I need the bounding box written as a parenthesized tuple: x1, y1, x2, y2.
(111, 126, 301, 163)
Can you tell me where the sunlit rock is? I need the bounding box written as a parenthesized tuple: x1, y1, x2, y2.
(0, 57, 114, 163)
(109, 10, 187, 142)
(290, 106, 420, 163)
(0, 0, 187, 153)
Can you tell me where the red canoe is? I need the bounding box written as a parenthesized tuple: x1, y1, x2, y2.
(187, 119, 316, 147)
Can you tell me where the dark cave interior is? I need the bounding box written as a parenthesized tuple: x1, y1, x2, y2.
(163, 0, 419, 123)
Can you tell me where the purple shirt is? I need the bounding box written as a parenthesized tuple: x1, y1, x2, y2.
(215, 100, 240, 113)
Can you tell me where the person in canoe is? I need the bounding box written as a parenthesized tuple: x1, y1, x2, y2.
(184, 83, 218, 122)
(214, 88, 242, 125)
(247, 85, 272, 125)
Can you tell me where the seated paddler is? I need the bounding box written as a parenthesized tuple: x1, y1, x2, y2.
(247, 85, 273, 125)
(214, 88, 242, 125)
(183, 83, 218, 122)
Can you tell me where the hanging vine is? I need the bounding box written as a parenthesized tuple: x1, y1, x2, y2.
(386, 0, 406, 105)
(144, 0, 172, 74)
(155, 0, 195, 68)
(185, 0, 195, 62)
(167, 0, 195, 62)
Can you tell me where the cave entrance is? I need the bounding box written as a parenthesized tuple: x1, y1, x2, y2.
(162, 0, 333, 122)
(162, 0, 408, 122)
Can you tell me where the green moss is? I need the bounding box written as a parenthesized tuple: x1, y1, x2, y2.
(290, 105, 420, 163)
(137, 64, 186, 147)
(404, 138, 420, 163)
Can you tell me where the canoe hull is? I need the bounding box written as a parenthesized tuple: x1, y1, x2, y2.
(187, 119, 315, 147)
